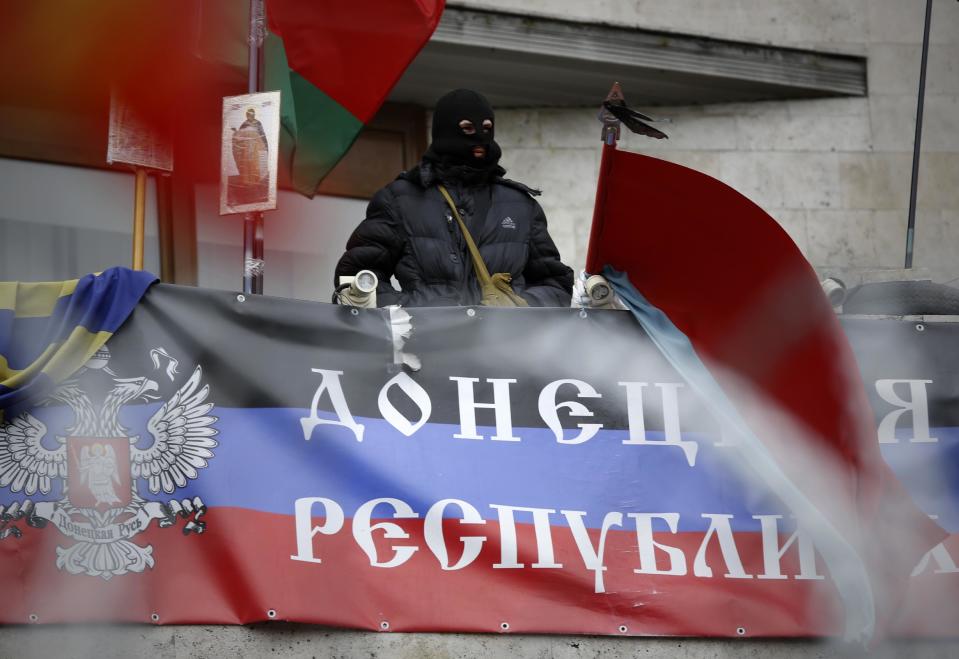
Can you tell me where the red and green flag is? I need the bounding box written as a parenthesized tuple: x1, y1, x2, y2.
(265, 0, 445, 197)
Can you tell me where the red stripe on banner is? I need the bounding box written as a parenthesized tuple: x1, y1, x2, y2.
(0, 508, 849, 635)
(3, 507, 955, 636)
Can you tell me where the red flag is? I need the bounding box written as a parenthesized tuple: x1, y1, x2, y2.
(266, 0, 446, 195)
(587, 145, 946, 639)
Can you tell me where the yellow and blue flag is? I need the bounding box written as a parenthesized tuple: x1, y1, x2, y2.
(0, 267, 156, 419)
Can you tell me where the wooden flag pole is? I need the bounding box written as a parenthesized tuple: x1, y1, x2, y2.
(106, 92, 172, 268)
(132, 167, 148, 270)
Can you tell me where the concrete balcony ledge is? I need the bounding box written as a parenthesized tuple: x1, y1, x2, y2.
(390, 6, 868, 108)
(2, 625, 958, 659)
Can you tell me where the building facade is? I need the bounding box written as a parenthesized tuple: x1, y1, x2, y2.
(1, 0, 957, 299)
(459, 0, 959, 290)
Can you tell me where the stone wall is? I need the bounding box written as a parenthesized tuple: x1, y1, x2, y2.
(2, 624, 957, 659)
(465, 0, 959, 287)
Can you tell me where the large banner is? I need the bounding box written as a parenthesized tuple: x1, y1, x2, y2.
(0, 284, 955, 635)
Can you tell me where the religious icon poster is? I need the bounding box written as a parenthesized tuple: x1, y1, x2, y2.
(219, 91, 281, 215)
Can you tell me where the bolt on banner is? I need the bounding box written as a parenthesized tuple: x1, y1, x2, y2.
(0, 285, 956, 636)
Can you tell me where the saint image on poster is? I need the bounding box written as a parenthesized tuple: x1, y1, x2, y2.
(219, 90, 280, 215)
(229, 108, 270, 206)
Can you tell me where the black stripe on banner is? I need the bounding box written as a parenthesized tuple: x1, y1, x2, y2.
(100, 285, 959, 435)
(103, 284, 714, 433)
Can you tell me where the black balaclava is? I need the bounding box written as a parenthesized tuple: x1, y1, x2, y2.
(423, 89, 504, 184)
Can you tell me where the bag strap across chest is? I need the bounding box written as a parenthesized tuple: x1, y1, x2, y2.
(437, 184, 493, 286)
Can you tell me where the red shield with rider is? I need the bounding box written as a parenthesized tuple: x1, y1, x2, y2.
(66, 437, 132, 509)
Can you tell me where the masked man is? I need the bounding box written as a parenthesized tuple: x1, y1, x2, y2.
(334, 89, 573, 307)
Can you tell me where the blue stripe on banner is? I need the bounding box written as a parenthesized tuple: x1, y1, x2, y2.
(0, 269, 155, 371)
(0, 405, 785, 531)
(7, 405, 957, 533)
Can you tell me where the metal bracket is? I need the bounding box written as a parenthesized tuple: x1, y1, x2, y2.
(598, 82, 625, 145)
(248, 0, 266, 49)
(244, 258, 265, 278)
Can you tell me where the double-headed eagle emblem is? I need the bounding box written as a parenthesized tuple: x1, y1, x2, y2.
(0, 346, 218, 579)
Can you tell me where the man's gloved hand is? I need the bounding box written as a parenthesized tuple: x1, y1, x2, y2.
(572, 271, 621, 309)
(336, 271, 379, 308)
(572, 270, 593, 308)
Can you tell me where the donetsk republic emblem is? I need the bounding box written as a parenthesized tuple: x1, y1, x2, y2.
(0, 346, 218, 579)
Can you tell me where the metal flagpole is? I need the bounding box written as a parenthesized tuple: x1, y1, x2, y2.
(585, 83, 623, 274)
(253, 215, 264, 294)
(132, 168, 148, 270)
(904, 0, 933, 269)
(243, 0, 266, 294)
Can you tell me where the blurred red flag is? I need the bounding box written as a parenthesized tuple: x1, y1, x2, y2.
(587, 146, 946, 639)
(0, 0, 446, 190)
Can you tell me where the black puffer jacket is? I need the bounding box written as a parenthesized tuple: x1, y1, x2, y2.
(334, 162, 573, 307)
